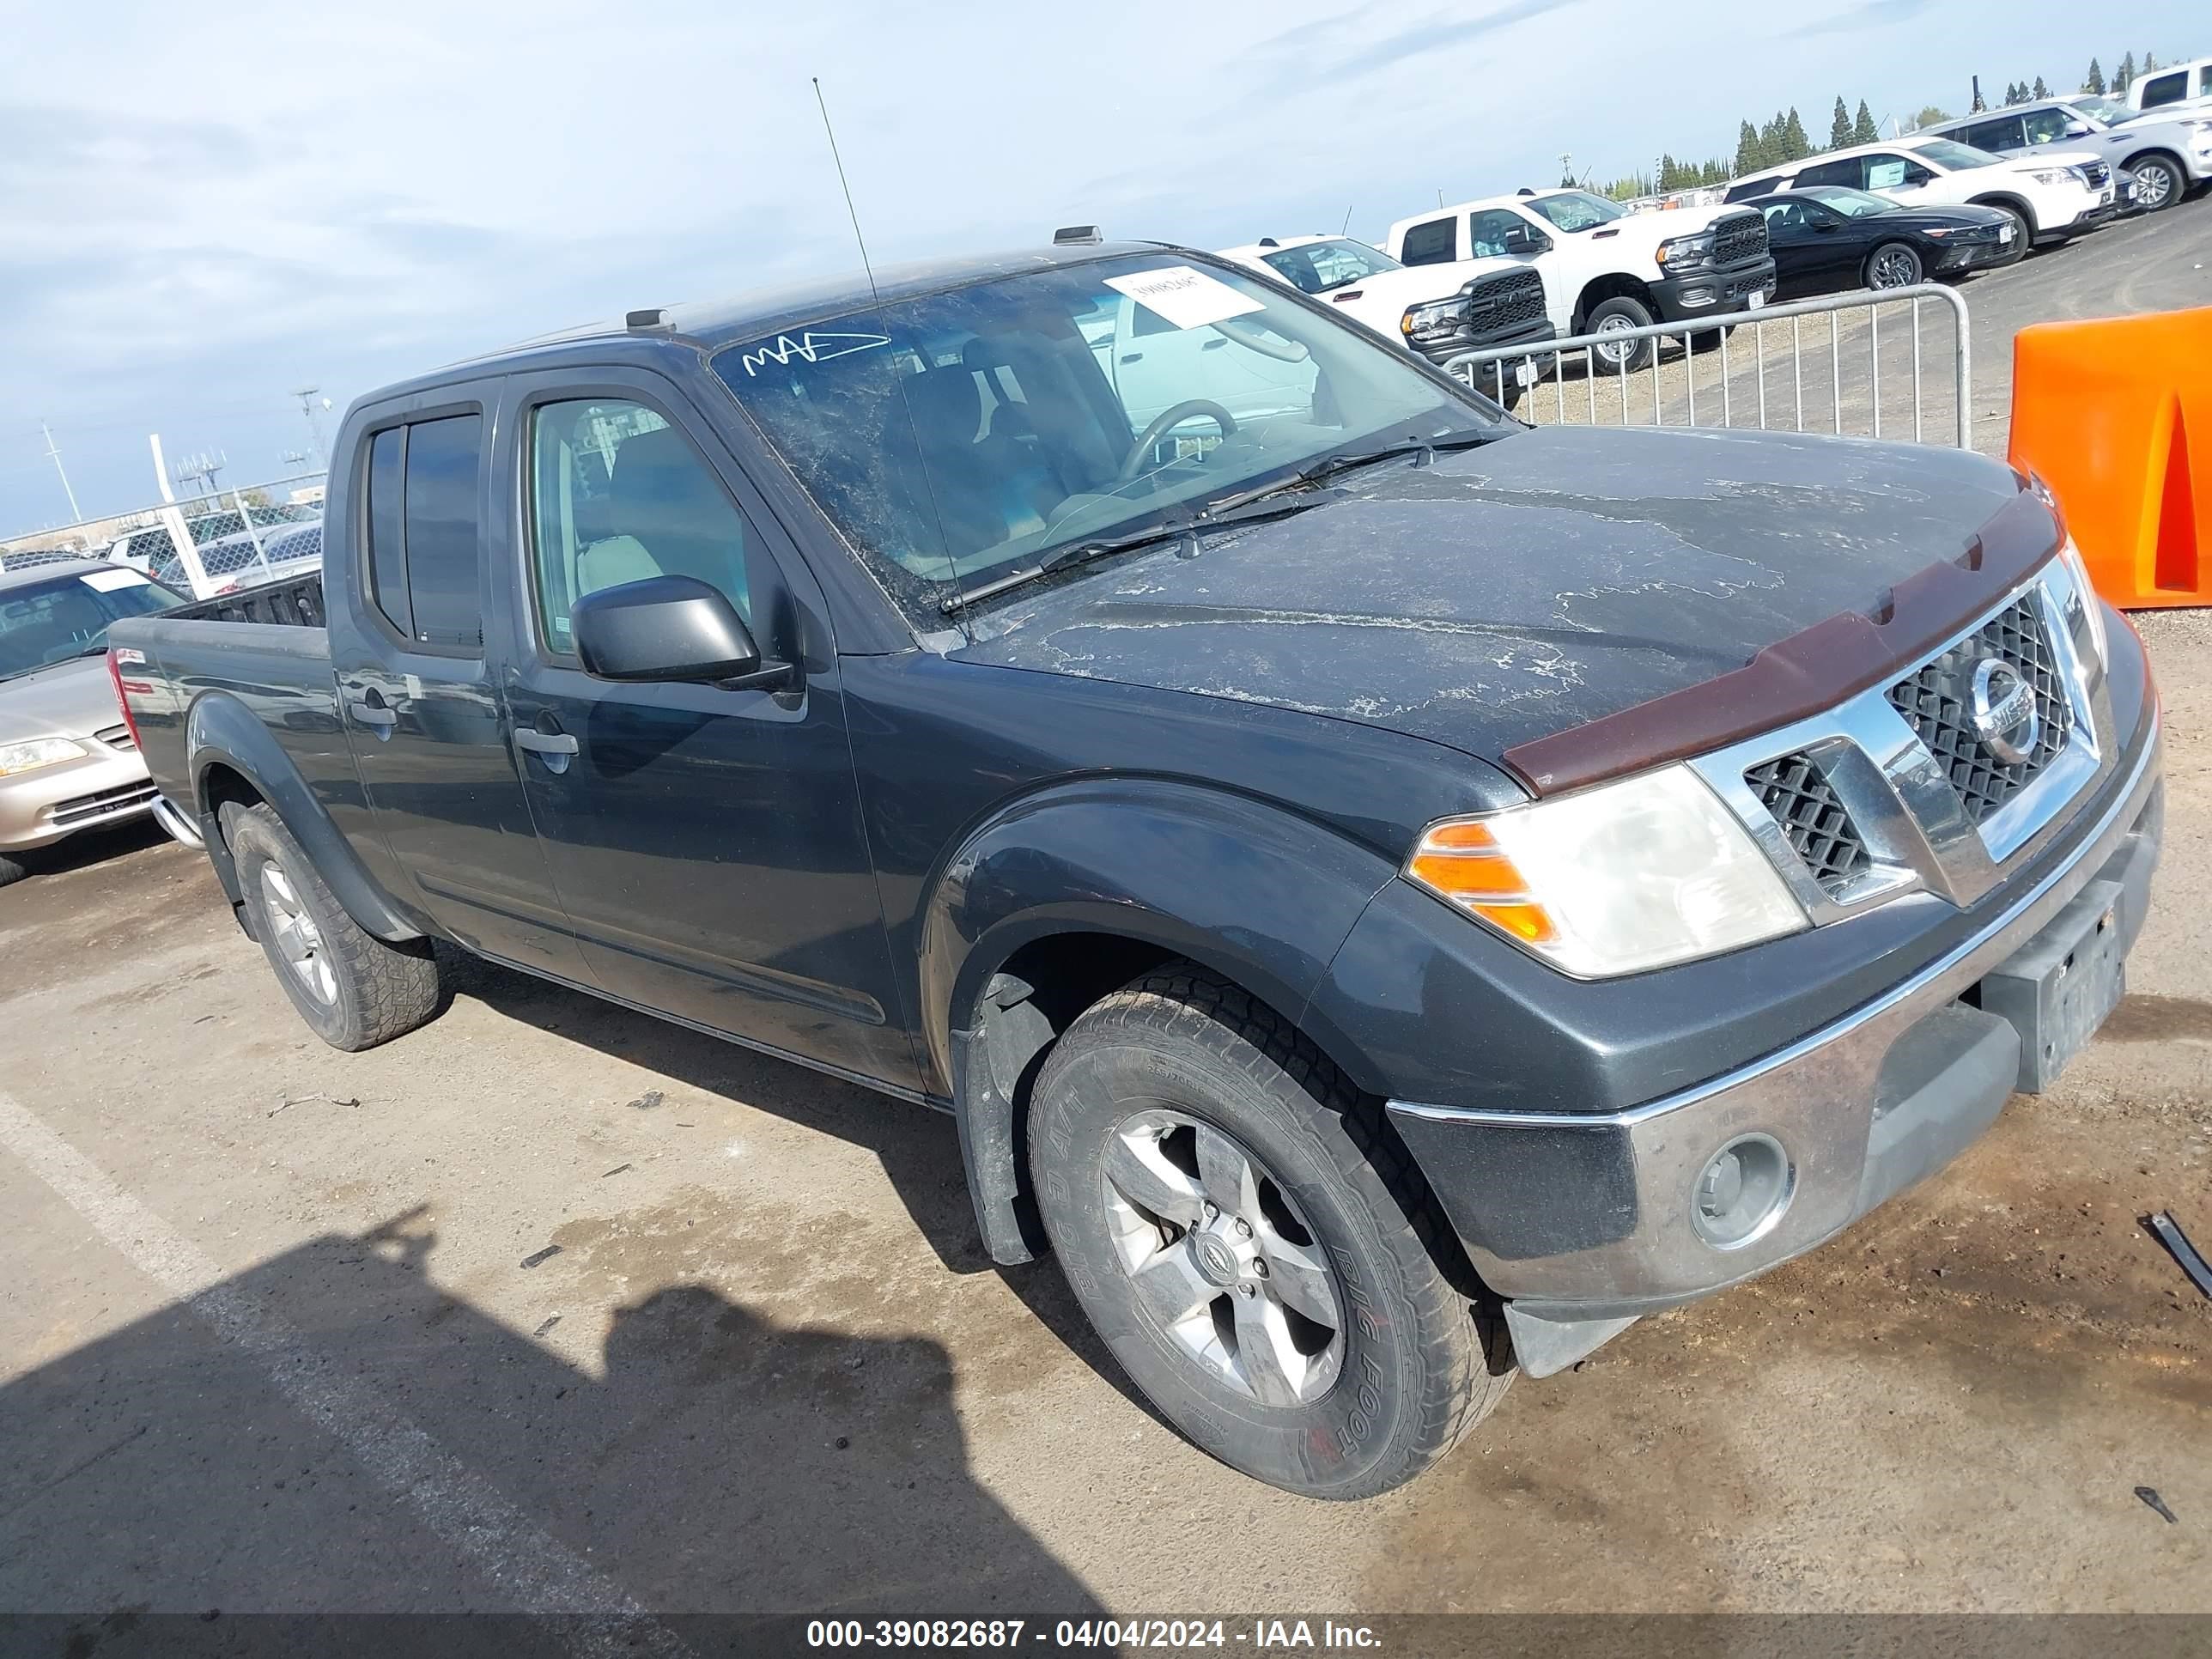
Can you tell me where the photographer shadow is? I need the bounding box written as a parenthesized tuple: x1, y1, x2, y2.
(2, 1206, 1105, 1647)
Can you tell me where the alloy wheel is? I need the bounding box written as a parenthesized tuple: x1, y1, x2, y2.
(1099, 1109, 1346, 1407)
(260, 863, 337, 1006)
(1870, 246, 1922, 289)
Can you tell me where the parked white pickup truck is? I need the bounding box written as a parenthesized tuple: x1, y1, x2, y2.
(1215, 234, 1558, 404)
(1382, 189, 1775, 374)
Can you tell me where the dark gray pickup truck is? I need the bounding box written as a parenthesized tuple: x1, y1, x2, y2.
(110, 240, 2162, 1500)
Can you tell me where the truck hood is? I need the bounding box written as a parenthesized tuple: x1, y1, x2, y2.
(951, 424, 2031, 777)
(0, 653, 124, 744)
(1575, 202, 1747, 249)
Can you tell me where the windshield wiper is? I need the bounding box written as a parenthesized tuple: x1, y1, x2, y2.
(1197, 428, 1497, 517)
(939, 489, 1348, 614)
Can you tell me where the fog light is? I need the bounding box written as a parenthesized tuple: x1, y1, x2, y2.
(1692, 1133, 1793, 1249)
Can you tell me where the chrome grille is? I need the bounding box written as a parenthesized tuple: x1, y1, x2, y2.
(1746, 753, 1869, 893)
(2078, 161, 2110, 189)
(1887, 594, 2071, 825)
(1711, 211, 1767, 267)
(1463, 268, 1547, 333)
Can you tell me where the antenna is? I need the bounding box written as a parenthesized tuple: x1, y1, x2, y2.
(290, 386, 328, 469)
(1340, 204, 1353, 236)
(811, 76, 964, 617)
(40, 421, 82, 523)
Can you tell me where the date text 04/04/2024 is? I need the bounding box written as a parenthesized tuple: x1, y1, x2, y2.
(805, 1619, 1383, 1649)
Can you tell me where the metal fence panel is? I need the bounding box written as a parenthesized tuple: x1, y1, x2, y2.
(1442, 284, 1973, 451)
(1, 470, 328, 599)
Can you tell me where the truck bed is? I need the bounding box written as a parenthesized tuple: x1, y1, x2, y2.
(109, 571, 337, 814)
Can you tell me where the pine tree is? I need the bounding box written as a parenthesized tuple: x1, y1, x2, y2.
(2086, 58, 2105, 94)
(1782, 106, 1811, 159)
(1852, 100, 1879, 144)
(2115, 52, 2135, 94)
(1831, 95, 1851, 148)
(1735, 119, 1761, 175)
(2144, 52, 2158, 72)
(2033, 75, 2049, 99)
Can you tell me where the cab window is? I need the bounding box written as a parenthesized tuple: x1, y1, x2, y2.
(1397, 217, 1457, 265)
(1465, 210, 1528, 258)
(362, 413, 487, 653)
(526, 399, 754, 659)
(2020, 108, 2071, 146)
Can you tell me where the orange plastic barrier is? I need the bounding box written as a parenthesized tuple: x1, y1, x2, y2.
(2008, 307, 2210, 609)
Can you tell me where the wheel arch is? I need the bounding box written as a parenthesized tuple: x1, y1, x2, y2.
(1571, 272, 1656, 331)
(185, 692, 422, 945)
(1966, 192, 2037, 236)
(918, 778, 1402, 1264)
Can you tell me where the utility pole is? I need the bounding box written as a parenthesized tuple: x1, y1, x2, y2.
(291, 386, 328, 469)
(40, 422, 82, 524)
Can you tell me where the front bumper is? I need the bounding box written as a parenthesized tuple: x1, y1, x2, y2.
(1411, 317, 1558, 374)
(1651, 257, 1776, 321)
(0, 741, 156, 853)
(1386, 712, 2163, 1348)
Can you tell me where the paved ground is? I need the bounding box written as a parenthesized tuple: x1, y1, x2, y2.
(1500, 195, 2212, 453)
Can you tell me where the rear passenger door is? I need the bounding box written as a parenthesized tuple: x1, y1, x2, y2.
(492, 370, 918, 1091)
(331, 393, 592, 981)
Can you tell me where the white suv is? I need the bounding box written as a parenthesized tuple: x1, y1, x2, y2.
(1725, 134, 2114, 247)
(1931, 98, 2212, 213)
(1382, 189, 1775, 373)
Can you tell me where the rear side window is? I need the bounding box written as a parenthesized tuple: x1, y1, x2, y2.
(1398, 217, 1456, 265)
(1723, 178, 1778, 202)
(1792, 157, 1861, 189)
(2139, 70, 2186, 107)
(362, 414, 486, 652)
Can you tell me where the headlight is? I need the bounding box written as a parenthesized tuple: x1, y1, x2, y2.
(2027, 167, 2078, 185)
(2057, 537, 2111, 668)
(1401, 301, 1459, 337)
(1404, 766, 1807, 977)
(2023, 471, 2111, 672)
(1923, 226, 1961, 236)
(0, 737, 88, 777)
(1656, 232, 1715, 270)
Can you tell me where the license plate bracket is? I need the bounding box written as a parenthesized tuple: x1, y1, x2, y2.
(1977, 878, 2127, 1093)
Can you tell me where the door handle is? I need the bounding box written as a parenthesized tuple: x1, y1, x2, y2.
(348, 699, 397, 729)
(1120, 352, 1143, 363)
(514, 729, 579, 757)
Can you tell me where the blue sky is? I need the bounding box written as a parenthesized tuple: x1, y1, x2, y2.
(0, 0, 2198, 532)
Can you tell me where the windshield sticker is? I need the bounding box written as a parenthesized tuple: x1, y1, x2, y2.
(733, 330, 892, 378)
(82, 568, 149, 591)
(1103, 266, 1265, 331)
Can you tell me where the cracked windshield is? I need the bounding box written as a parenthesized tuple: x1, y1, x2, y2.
(716, 253, 1507, 618)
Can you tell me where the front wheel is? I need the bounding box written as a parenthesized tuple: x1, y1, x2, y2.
(2130, 155, 2182, 213)
(223, 802, 442, 1051)
(1865, 241, 1924, 290)
(1583, 296, 1656, 374)
(1029, 964, 1512, 1498)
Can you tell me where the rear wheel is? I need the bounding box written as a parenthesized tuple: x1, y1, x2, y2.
(1583, 295, 1656, 373)
(2130, 155, 2182, 212)
(1865, 241, 1924, 290)
(1029, 963, 1512, 1499)
(222, 802, 441, 1051)
(1985, 204, 2032, 250)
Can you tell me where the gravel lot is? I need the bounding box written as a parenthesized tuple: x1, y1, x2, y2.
(3, 214, 2209, 1636)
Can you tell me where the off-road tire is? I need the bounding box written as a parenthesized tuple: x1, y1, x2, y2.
(222, 801, 441, 1051)
(1029, 963, 1513, 1499)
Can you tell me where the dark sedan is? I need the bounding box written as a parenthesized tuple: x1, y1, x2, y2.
(1755, 187, 2023, 296)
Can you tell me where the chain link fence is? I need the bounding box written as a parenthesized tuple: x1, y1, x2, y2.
(1, 470, 327, 599)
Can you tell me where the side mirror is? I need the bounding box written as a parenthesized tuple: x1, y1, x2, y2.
(571, 574, 789, 689)
(1501, 224, 1551, 254)
(1812, 216, 1839, 232)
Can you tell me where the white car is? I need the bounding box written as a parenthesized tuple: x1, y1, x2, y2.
(1215, 234, 1558, 403)
(1382, 189, 1775, 373)
(1930, 99, 2212, 214)
(2129, 57, 2212, 117)
(1724, 133, 2114, 248)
